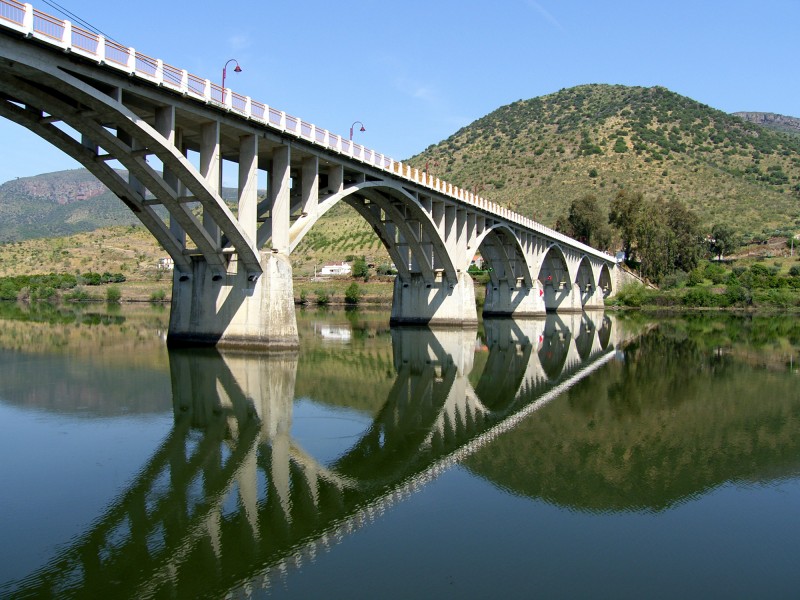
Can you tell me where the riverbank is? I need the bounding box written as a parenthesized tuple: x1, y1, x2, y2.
(2, 256, 799, 311)
(606, 255, 800, 310)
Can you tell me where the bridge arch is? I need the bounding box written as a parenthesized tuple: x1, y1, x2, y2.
(576, 256, 597, 305)
(597, 263, 614, 297)
(536, 244, 570, 286)
(288, 180, 457, 283)
(0, 61, 261, 280)
(472, 224, 532, 289)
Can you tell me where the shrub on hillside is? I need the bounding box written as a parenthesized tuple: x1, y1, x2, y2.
(106, 286, 121, 303)
(376, 263, 397, 276)
(344, 282, 362, 305)
(687, 268, 705, 287)
(31, 286, 56, 302)
(725, 285, 752, 307)
(80, 272, 103, 285)
(352, 256, 368, 279)
(703, 262, 727, 285)
(754, 288, 797, 308)
(102, 272, 126, 283)
(660, 270, 688, 290)
(65, 287, 92, 302)
(315, 289, 330, 306)
(682, 286, 715, 307)
(0, 281, 17, 301)
(612, 283, 651, 307)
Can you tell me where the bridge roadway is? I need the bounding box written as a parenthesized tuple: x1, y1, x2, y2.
(0, 2, 620, 348)
(2, 313, 623, 598)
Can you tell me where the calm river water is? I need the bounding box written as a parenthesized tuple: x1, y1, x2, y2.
(0, 303, 798, 599)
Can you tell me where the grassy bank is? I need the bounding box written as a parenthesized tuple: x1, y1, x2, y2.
(609, 257, 800, 310)
(3, 254, 798, 312)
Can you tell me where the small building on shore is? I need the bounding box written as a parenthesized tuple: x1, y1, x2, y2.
(319, 262, 351, 276)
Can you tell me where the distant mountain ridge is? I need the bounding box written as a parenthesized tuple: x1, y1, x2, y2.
(0, 169, 140, 242)
(0, 169, 237, 243)
(1, 169, 110, 205)
(733, 112, 800, 136)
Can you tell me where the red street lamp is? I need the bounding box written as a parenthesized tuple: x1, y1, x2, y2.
(349, 121, 366, 141)
(221, 59, 242, 104)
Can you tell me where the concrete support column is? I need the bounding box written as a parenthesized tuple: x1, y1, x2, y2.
(270, 145, 290, 253)
(455, 209, 467, 268)
(117, 128, 146, 200)
(390, 271, 477, 327)
(483, 279, 546, 317)
(155, 105, 185, 247)
(238, 134, 258, 245)
(327, 164, 343, 195)
(200, 121, 221, 245)
(543, 280, 583, 312)
(581, 284, 606, 310)
(168, 251, 298, 350)
(301, 155, 318, 217)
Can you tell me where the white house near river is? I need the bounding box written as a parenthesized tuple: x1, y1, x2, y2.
(319, 262, 352, 276)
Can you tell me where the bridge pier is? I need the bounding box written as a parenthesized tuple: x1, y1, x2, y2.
(168, 252, 298, 350)
(482, 280, 546, 317)
(581, 284, 606, 310)
(542, 281, 584, 312)
(390, 272, 478, 327)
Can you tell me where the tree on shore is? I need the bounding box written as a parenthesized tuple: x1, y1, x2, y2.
(352, 256, 368, 279)
(709, 223, 736, 260)
(606, 188, 704, 283)
(608, 189, 644, 262)
(566, 194, 612, 250)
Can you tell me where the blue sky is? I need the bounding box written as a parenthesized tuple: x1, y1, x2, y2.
(1, 0, 798, 185)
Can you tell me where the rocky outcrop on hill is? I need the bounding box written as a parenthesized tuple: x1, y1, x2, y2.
(0, 169, 139, 242)
(733, 112, 800, 135)
(0, 169, 110, 204)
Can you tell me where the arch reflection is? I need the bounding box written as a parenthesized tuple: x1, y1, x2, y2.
(5, 314, 617, 598)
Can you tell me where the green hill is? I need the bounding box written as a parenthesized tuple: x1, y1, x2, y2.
(407, 84, 800, 240)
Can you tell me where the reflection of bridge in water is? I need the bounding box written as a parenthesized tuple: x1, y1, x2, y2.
(6, 313, 620, 598)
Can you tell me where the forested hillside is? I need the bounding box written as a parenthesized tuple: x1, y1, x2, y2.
(408, 84, 800, 240)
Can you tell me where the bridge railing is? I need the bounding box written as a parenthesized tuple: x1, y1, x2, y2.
(0, 0, 616, 263)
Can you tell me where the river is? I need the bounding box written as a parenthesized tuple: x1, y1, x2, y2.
(0, 304, 798, 598)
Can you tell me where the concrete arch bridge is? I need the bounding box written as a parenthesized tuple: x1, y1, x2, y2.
(0, 2, 620, 348)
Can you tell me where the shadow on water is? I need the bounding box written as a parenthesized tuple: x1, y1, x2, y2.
(2, 312, 618, 598)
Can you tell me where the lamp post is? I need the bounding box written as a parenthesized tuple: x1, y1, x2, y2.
(349, 121, 366, 141)
(221, 59, 242, 104)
